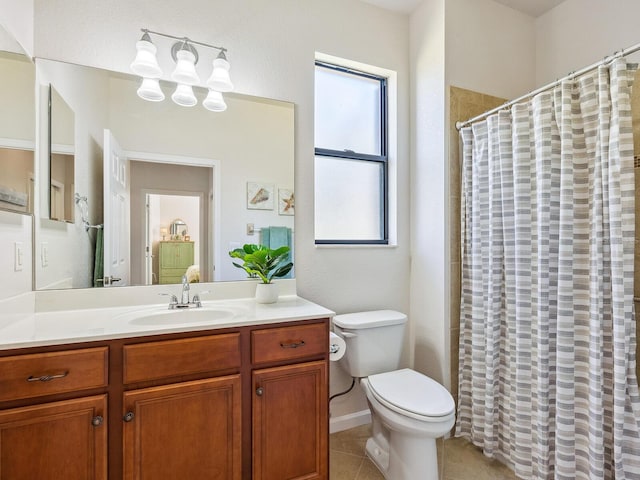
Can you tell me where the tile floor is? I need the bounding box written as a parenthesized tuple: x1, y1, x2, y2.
(330, 424, 519, 480)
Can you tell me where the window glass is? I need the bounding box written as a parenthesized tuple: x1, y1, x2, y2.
(314, 157, 383, 241)
(315, 66, 382, 156)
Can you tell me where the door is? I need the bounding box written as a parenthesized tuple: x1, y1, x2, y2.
(0, 395, 107, 480)
(122, 376, 242, 480)
(103, 129, 130, 286)
(144, 194, 153, 285)
(253, 361, 328, 480)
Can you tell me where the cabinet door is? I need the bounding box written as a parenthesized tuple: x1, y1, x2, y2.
(123, 376, 241, 480)
(253, 361, 328, 480)
(0, 395, 107, 480)
(159, 242, 194, 284)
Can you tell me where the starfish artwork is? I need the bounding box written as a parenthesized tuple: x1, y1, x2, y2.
(278, 189, 294, 215)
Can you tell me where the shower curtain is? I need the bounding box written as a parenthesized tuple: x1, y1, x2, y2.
(456, 58, 640, 479)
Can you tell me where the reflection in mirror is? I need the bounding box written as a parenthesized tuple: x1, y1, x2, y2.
(36, 58, 294, 290)
(49, 85, 75, 222)
(0, 51, 35, 215)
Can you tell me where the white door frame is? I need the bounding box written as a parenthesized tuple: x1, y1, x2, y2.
(126, 151, 221, 282)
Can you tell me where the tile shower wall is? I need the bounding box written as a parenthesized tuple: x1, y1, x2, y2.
(448, 87, 506, 409)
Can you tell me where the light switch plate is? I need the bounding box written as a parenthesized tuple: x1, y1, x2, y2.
(14, 242, 23, 271)
(41, 242, 48, 267)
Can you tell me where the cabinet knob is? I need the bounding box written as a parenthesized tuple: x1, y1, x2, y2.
(123, 411, 135, 422)
(256, 387, 264, 396)
(92, 415, 104, 427)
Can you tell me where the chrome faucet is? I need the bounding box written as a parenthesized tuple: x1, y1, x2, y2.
(181, 275, 190, 305)
(161, 276, 209, 309)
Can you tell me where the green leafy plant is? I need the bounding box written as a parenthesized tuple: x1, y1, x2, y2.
(229, 244, 293, 284)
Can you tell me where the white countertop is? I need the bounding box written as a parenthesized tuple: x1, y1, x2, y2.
(0, 295, 335, 351)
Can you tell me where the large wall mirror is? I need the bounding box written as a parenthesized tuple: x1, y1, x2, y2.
(34, 58, 294, 290)
(0, 47, 35, 216)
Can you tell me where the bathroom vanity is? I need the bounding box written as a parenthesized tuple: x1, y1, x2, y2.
(0, 294, 332, 480)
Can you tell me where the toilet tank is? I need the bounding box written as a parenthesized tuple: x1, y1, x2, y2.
(333, 310, 407, 378)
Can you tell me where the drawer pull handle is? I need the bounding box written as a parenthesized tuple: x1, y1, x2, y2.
(92, 416, 104, 427)
(26, 371, 69, 382)
(280, 340, 305, 349)
(123, 411, 135, 422)
(256, 387, 264, 396)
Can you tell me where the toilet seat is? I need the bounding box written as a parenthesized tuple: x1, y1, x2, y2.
(367, 368, 455, 422)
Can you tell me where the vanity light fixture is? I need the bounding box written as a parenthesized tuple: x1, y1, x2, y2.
(130, 28, 233, 111)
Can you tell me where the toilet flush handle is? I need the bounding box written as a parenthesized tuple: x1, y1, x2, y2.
(338, 330, 357, 338)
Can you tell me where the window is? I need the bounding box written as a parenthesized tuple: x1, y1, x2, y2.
(314, 61, 388, 244)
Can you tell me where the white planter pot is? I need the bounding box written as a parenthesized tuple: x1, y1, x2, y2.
(255, 282, 279, 304)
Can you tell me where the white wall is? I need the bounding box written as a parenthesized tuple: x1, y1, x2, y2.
(0, 210, 32, 299)
(536, 0, 640, 85)
(0, 53, 35, 142)
(445, 0, 536, 100)
(409, 0, 448, 384)
(0, 0, 33, 57)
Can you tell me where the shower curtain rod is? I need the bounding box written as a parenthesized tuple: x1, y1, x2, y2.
(455, 40, 640, 130)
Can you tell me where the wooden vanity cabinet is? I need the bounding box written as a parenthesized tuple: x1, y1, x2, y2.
(0, 395, 108, 480)
(121, 333, 243, 480)
(122, 376, 242, 480)
(0, 347, 109, 480)
(251, 322, 329, 480)
(0, 317, 329, 480)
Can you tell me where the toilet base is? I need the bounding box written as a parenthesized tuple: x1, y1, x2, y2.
(365, 429, 440, 480)
(365, 436, 389, 474)
(360, 377, 453, 480)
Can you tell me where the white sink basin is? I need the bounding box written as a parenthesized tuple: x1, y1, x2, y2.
(119, 305, 246, 326)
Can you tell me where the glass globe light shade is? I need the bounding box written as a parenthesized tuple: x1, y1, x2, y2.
(136, 77, 165, 102)
(130, 33, 162, 78)
(171, 47, 200, 85)
(203, 89, 227, 112)
(171, 83, 197, 107)
(206, 52, 233, 92)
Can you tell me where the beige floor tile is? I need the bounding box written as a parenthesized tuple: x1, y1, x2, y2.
(355, 457, 386, 480)
(443, 437, 518, 480)
(330, 424, 371, 456)
(330, 451, 364, 480)
(331, 426, 520, 480)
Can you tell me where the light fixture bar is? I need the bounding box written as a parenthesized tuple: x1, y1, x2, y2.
(141, 28, 227, 54)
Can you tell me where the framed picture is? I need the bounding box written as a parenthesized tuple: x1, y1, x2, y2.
(247, 182, 274, 210)
(278, 188, 294, 216)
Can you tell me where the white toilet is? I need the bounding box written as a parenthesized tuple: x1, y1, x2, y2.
(333, 310, 455, 480)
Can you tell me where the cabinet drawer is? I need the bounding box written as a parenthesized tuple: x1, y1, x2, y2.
(252, 323, 327, 365)
(0, 347, 108, 402)
(123, 333, 241, 384)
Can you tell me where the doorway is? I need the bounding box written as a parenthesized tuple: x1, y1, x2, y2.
(145, 193, 201, 285)
(128, 157, 217, 285)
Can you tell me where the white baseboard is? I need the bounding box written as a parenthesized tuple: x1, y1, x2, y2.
(329, 409, 371, 434)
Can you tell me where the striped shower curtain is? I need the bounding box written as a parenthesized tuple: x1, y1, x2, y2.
(456, 58, 640, 479)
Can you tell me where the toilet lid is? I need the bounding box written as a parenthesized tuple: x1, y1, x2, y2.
(367, 369, 455, 419)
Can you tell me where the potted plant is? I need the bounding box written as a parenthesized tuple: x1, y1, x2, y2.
(229, 244, 293, 303)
